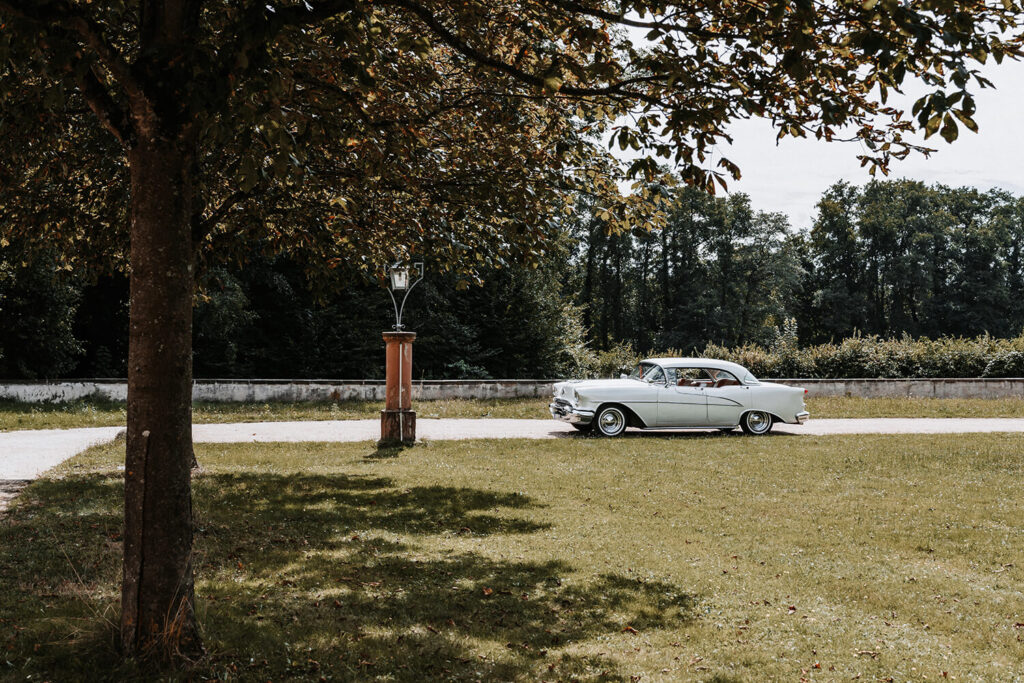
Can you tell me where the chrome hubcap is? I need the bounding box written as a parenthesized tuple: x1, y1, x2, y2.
(747, 411, 770, 433)
(599, 408, 625, 435)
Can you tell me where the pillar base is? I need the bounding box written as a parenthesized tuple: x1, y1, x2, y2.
(379, 409, 416, 445)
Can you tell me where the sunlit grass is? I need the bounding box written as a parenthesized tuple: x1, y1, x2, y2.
(808, 395, 1024, 418)
(2, 394, 1024, 432)
(2, 434, 1022, 680)
(0, 396, 548, 431)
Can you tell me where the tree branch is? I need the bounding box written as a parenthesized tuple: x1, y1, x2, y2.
(192, 189, 253, 246)
(545, 0, 747, 41)
(0, 0, 152, 134)
(378, 0, 668, 104)
(257, 0, 669, 104)
(73, 64, 134, 145)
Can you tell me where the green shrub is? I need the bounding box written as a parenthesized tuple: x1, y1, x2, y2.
(982, 351, 1024, 378)
(594, 342, 640, 378)
(688, 328, 1024, 378)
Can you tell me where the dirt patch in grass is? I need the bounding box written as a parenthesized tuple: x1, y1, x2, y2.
(2, 434, 1022, 680)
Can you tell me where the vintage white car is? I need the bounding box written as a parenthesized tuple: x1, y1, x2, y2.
(549, 357, 809, 436)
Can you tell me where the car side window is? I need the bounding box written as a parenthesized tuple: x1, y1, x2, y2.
(676, 368, 712, 387)
(707, 369, 741, 388)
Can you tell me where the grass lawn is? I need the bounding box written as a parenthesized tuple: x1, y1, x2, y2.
(2, 395, 1023, 431)
(0, 396, 546, 431)
(2, 434, 1022, 681)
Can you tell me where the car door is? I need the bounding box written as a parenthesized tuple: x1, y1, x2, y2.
(657, 367, 709, 427)
(704, 369, 749, 426)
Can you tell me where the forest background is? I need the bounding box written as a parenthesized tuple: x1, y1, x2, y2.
(4, 177, 1024, 381)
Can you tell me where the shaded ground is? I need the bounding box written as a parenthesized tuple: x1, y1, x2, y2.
(2, 435, 1022, 681)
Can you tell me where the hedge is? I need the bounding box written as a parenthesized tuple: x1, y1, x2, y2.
(590, 332, 1024, 379)
(702, 334, 1024, 379)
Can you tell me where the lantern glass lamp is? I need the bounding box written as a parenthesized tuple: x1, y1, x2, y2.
(390, 265, 410, 291)
(385, 262, 424, 330)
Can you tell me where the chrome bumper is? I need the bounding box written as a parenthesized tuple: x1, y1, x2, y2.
(549, 401, 595, 425)
(795, 411, 810, 424)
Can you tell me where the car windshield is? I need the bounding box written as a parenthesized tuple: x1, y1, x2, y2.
(629, 362, 664, 382)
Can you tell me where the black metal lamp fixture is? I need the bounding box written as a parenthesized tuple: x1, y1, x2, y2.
(385, 262, 424, 330)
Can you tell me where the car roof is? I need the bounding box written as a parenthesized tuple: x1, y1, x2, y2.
(642, 357, 751, 374)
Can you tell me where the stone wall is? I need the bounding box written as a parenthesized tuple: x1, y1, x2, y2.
(771, 378, 1024, 399)
(1, 377, 1022, 403)
(0, 379, 556, 403)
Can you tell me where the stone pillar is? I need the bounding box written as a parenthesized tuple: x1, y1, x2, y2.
(380, 331, 416, 444)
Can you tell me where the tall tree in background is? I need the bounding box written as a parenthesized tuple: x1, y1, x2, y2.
(804, 182, 866, 341)
(3, 0, 1023, 661)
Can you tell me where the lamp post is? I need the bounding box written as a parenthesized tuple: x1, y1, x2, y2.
(380, 262, 423, 445)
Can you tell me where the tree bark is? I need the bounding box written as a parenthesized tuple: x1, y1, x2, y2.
(121, 134, 201, 659)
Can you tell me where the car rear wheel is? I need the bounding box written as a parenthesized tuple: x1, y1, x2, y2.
(595, 406, 628, 437)
(740, 410, 773, 435)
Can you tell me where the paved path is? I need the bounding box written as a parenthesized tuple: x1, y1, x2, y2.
(3, 418, 1023, 510)
(190, 417, 1024, 441)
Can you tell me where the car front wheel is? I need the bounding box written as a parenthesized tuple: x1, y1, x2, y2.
(740, 410, 773, 435)
(595, 405, 628, 437)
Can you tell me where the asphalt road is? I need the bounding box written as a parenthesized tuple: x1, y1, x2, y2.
(2, 417, 1023, 509)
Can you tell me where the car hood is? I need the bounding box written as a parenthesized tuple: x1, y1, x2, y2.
(553, 378, 642, 398)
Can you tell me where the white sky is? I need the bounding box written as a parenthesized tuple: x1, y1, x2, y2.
(708, 60, 1024, 230)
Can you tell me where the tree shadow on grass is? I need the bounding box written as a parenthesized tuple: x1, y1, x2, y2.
(1, 469, 698, 681)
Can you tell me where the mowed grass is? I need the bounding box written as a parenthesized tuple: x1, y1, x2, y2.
(0, 396, 547, 431)
(2, 434, 1022, 681)
(809, 395, 1024, 419)
(2, 394, 1024, 431)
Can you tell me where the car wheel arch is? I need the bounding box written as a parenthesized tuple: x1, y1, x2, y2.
(742, 408, 784, 422)
(594, 402, 647, 429)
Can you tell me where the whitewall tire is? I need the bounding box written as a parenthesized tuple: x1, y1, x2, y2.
(740, 410, 773, 435)
(595, 406, 628, 437)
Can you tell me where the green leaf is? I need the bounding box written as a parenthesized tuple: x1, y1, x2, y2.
(939, 115, 958, 143)
(952, 109, 978, 133)
(542, 76, 563, 93)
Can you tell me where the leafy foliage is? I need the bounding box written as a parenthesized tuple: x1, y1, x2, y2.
(799, 180, 1024, 343)
(0, 244, 82, 378)
(572, 185, 804, 353)
(699, 329, 1024, 379)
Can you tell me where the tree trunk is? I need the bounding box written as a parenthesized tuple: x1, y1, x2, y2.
(121, 134, 201, 659)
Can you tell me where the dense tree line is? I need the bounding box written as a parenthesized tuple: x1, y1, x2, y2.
(578, 179, 1024, 355)
(3, 178, 1024, 380)
(0, 245, 583, 380)
(801, 180, 1024, 342)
